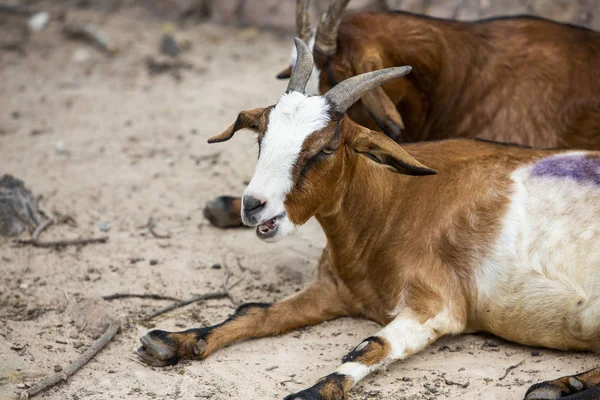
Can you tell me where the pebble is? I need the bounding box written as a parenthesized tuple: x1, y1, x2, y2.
(98, 221, 111, 232)
(53, 365, 63, 372)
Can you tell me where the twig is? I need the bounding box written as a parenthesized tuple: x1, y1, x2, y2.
(222, 263, 237, 305)
(19, 320, 120, 400)
(444, 378, 470, 388)
(144, 266, 243, 320)
(63, 23, 118, 54)
(17, 236, 108, 248)
(146, 217, 171, 239)
(144, 292, 228, 320)
(31, 218, 53, 241)
(103, 293, 181, 302)
(499, 360, 525, 381)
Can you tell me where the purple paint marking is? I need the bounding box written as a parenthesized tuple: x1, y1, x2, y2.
(531, 154, 600, 185)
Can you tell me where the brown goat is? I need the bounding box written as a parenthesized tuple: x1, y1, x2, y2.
(140, 40, 600, 400)
(204, 2, 600, 229)
(280, 0, 600, 148)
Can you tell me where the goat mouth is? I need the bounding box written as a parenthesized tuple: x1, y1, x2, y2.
(256, 212, 285, 239)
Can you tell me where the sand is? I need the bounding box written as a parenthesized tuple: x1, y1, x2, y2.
(0, 8, 596, 400)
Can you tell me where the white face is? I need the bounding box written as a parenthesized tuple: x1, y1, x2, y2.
(242, 91, 330, 242)
(289, 30, 321, 96)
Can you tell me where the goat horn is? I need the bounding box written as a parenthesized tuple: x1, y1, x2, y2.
(296, 0, 312, 43)
(324, 66, 412, 114)
(287, 37, 314, 94)
(314, 0, 350, 56)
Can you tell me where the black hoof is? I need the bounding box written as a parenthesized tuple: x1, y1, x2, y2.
(137, 330, 180, 367)
(203, 196, 244, 228)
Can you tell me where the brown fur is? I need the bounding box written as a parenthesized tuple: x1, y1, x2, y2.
(308, 12, 600, 149)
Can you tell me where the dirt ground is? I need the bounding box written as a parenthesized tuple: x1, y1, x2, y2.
(0, 8, 597, 400)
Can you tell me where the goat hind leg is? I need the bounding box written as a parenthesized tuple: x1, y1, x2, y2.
(284, 309, 464, 400)
(137, 280, 348, 366)
(524, 368, 600, 400)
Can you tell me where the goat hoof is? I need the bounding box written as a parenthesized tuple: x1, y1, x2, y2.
(524, 375, 587, 399)
(203, 196, 244, 228)
(137, 330, 181, 366)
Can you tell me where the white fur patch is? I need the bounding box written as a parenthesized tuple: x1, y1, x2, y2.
(290, 30, 321, 96)
(242, 91, 330, 240)
(474, 151, 600, 349)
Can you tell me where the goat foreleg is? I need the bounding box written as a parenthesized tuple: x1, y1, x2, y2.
(137, 279, 348, 366)
(284, 309, 464, 400)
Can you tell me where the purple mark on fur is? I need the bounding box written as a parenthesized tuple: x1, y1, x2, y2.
(531, 154, 600, 185)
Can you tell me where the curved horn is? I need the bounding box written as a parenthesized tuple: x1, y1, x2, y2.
(314, 0, 350, 56)
(324, 66, 412, 114)
(296, 0, 312, 43)
(287, 37, 315, 94)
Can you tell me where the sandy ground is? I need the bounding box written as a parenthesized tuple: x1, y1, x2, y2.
(0, 9, 597, 400)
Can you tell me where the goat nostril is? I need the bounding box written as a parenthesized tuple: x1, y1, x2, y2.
(243, 196, 266, 212)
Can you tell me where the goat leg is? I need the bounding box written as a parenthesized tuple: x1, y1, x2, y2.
(284, 308, 464, 400)
(355, 58, 406, 143)
(137, 279, 348, 366)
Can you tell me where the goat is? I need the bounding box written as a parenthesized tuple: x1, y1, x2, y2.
(139, 40, 600, 400)
(203, 1, 600, 229)
(279, 0, 600, 148)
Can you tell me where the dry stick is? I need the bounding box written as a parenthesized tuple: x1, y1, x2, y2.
(31, 218, 53, 241)
(63, 23, 118, 54)
(103, 293, 181, 302)
(147, 217, 171, 239)
(145, 268, 244, 320)
(499, 360, 525, 381)
(17, 236, 108, 248)
(19, 321, 120, 400)
(144, 291, 228, 320)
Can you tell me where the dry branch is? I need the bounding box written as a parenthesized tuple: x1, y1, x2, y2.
(499, 360, 525, 380)
(144, 291, 228, 320)
(63, 23, 118, 54)
(146, 217, 171, 239)
(19, 320, 120, 400)
(103, 293, 181, 302)
(17, 236, 108, 248)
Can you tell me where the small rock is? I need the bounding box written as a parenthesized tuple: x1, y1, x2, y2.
(531, 350, 542, 357)
(19, 283, 29, 290)
(55, 140, 67, 154)
(97, 221, 111, 232)
(44, 344, 53, 350)
(17, 383, 29, 389)
(149, 259, 159, 266)
(53, 365, 63, 372)
(211, 264, 221, 270)
(73, 341, 84, 349)
(10, 343, 25, 351)
(72, 48, 90, 63)
(160, 33, 180, 57)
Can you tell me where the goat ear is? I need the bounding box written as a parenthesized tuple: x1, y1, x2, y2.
(351, 131, 437, 176)
(207, 108, 265, 144)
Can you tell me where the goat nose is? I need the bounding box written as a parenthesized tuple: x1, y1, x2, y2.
(243, 195, 266, 213)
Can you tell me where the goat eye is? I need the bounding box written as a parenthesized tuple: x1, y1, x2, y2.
(322, 146, 335, 155)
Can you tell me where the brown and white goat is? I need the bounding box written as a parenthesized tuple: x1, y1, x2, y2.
(280, 0, 600, 148)
(139, 40, 600, 400)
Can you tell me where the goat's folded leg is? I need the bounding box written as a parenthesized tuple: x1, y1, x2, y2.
(524, 368, 600, 400)
(355, 57, 406, 143)
(137, 280, 348, 366)
(283, 309, 464, 400)
(203, 195, 243, 228)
